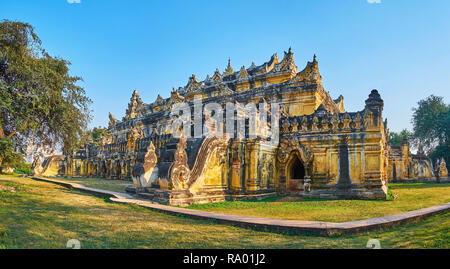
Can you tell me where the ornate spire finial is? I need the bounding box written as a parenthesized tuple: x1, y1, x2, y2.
(313, 54, 317, 62)
(124, 89, 145, 120)
(224, 58, 234, 76)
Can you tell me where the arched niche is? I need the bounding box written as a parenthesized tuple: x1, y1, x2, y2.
(285, 151, 307, 191)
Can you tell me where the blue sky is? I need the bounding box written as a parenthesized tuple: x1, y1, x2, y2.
(2, 0, 449, 132)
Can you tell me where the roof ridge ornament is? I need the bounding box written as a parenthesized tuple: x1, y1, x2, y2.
(271, 53, 280, 65)
(279, 47, 297, 72)
(108, 112, 119, 128)
(239, 65, 248, 79)
(185, 74, 201, 92)
(288, 54, 321, 85)
(212, 68, 222, 82)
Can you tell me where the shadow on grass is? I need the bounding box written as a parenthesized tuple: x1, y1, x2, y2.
(187, 195, 394, 210)
(390, 182, 450, 190)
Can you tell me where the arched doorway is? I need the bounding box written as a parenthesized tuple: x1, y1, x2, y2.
(287, 154, 305, 191)
(115, 162, 121, 179)
(392, 163, 397, 181)
(291, 156, 305, 180)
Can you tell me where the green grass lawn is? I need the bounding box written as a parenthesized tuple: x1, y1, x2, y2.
(186, 183, 450, 222)
(0, 175, 448, 249)
(46, 176, 450, 223)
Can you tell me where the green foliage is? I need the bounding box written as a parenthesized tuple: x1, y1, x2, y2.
(13, 163, 31, 175)
(411, 95, 449, 170)
(0, 137, 24, 173)
(77, 126, 107, 149)
(411, 95, 449, 150)
(386, 186, 394, 201)
(0, 20, 91, 153)
(429, 143, 450, 172)
(388, 129, 412, 146)
(91, 127, 107, 146)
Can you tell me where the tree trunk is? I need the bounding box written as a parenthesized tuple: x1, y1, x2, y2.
(0, 124, 4, 138)
(0, 124, 4, 172)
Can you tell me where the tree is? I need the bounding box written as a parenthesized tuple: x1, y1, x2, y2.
(77, 126, 107, 149)
(411, 95, 449, 169)
(0, 20, 91, 170)
(0, 137, 24, 173)
(91, 127, 107, 145)
(388, 129, 412, 146)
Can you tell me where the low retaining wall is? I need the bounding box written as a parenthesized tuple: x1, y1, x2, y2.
(31, 177, 450, 236)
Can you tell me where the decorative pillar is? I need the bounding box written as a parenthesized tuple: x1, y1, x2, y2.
(245, 140, 260, 192)
(337, 135, 351, 186)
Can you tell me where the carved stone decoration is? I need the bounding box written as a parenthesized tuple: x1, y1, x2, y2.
(127, 127, 143, 152)
(124, 90, 145, 120)
(312, 116, 319, 131)
(169, 136, 191, 190)
(364, 111, 373, 129)
(439, 158, 448, 178)
(132, 142, 158, 188)
(288, 54, 321, 85)
(321, 117, 329, 131)
(238, 66, 248, 79)
(212, 68, 222, 83)
(31, 155, 44, 176)
(282, 119, 290, 133)
(166, 88, 185, 108)
(303, 177, 312, 192)
(277, 139, 290, 165)
(343, 113, 350, 130)
(185, 74, 201, 93)
(216, 84, 233, 96)
(108, 112, 119, 128)
(301, 116, 308, 131)
(223, 58, 234, 77)
(303, 145, 314, 166)
(280, 103, 288, 117)
(332, 114, 339, 131)
(355, 113, 361, 129)
(279, 47, 296, 72)
(186, 135, 230, 190)
(105, 133, 113, 145)
(291, 118, 298, 132)
(277, 138, 314, 170)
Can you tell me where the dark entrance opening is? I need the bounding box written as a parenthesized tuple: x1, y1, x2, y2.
(115, 163, 121, 179)
(291, 156, 305, 179)
(392, 163, 397, 180)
